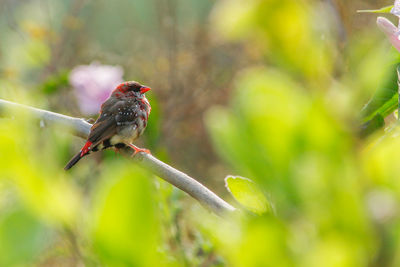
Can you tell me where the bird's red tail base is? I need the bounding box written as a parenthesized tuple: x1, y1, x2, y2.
(80, 141, 92, 157)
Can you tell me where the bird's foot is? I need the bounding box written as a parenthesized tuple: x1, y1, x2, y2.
(128, 144, 151, 157)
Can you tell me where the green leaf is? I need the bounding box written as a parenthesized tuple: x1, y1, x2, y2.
(0, 207, 50, 266)
(225, 176, 271, 215)
(41, 70, 69, 95)
(359, 113, 385, 138)
(91, 163, 163, 266)
(357, 5, 393, 13)
(361, 64, 399, 122)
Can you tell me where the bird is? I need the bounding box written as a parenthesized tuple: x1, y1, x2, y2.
(64, 81, 152, 170)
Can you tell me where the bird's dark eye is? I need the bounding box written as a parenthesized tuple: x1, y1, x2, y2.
(128, 83, 141, 92)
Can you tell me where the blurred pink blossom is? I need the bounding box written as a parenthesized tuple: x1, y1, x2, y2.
(392, 0, 400, 16)
(69, 62, 124, 115)
(377, 1, 400, 52)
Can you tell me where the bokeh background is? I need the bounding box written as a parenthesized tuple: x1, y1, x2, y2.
(1, 0, 400, 266)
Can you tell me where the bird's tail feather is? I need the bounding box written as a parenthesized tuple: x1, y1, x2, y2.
(64, 151, 83, 170)
(65, 141, 93, 170)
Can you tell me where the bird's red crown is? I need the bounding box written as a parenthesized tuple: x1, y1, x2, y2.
(114, 81, 151, 94)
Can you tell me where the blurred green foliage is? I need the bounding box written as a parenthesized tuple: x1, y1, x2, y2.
(0, 205, 50, 266)
(202, 0, 400, 267)
(91, 164, 162, 266)
(1, 0, 400, 266)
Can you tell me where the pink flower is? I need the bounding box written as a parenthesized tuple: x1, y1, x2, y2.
(377, 1, 400, 52)
(392, 0, 400, 16)
(377, 17, 400, 51)
(69, 62, 124, 115)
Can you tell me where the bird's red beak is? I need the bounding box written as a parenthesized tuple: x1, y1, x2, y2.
(140, 86, 151, 94)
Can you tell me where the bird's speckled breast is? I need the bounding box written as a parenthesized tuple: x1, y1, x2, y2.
(113, 96, 150, 144)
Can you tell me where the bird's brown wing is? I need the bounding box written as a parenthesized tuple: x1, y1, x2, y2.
(87, 98, 121, 146)
(87, 117, 116, 146)
(87, 99, 139, 146)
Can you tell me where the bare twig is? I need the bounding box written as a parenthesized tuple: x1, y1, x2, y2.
(0, 99, 236, 216)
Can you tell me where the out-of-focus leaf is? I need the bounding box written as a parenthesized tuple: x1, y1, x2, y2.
(361, 64, 399, 122)
(41, 70, 70, 95)
(211, 0, 332, 82)
(225, 176, 271, 215)
(194, 210, 292, 267)
(91, 163, 164, 266)
(357, 5, 394, 13)
(359, 113, 385, 138)
(206, 67, 312, 202)
(0, 207, 50, 266)
(0, 116, 80, 225)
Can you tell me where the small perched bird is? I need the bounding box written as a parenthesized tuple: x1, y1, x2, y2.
(64, 81, 151, 170)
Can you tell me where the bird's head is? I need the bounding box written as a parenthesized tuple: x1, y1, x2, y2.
(112, 81, 151, 98)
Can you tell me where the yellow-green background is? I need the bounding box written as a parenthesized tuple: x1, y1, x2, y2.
(1, 0, 399, 266)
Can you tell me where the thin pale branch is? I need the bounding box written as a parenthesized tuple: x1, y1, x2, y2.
(0, 99, 236, 216)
